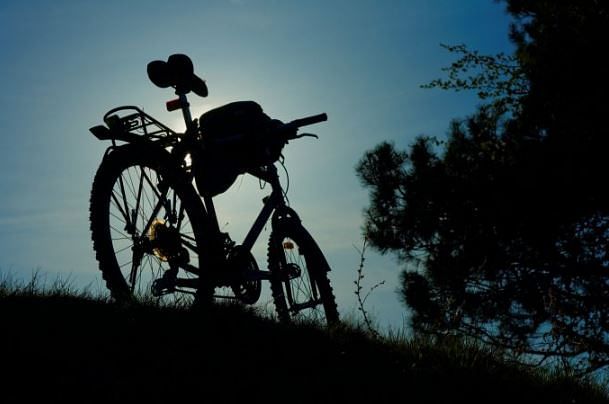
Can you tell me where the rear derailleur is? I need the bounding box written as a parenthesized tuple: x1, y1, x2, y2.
(151, 267, 178, 296)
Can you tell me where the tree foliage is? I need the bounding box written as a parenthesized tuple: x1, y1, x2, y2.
(357, 0, 609, 375)
(421, 43, 527, 112)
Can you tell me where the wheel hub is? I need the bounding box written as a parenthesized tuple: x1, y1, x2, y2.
(149, 218, 184, 262)
(284, 263, 302, 280)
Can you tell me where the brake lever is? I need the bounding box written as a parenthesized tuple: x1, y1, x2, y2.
(293, 133, 319, 139)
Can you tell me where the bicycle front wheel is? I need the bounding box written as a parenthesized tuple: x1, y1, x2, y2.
(89, 144, 212, 304)
(268, 222, 339, 326)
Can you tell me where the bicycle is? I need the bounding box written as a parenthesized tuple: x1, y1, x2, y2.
(88, 54, 339, 325)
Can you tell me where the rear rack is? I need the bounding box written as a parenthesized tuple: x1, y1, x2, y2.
(103, 105, 176, 138)
(90, 106, 177, 143)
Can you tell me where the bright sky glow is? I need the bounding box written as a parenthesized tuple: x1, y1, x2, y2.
(0, 0, 513, 331)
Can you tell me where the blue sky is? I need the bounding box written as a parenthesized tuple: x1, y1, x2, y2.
(0, 0, 513, 330)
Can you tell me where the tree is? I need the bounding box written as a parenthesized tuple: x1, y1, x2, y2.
(357, 0, 609, 375)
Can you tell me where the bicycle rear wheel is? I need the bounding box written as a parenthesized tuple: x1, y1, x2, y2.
(268, 221, 339, 326)
(89, 144, 212, 304)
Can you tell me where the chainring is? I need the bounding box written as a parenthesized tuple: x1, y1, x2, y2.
(228, 246, 262, 305)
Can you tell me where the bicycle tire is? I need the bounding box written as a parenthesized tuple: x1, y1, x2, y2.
(268, 221, 339, 326)
(89, 144, 213, 304)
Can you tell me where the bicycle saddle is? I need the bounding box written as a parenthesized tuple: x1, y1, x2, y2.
(147, 54, 208, 97)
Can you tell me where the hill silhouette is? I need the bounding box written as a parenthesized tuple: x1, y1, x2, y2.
(0, 290, 606, 403)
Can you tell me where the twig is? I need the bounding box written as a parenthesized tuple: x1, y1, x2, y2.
(353, 238, 385, 338)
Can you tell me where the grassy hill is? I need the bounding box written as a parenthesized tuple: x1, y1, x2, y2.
(0, 287, 607, 403)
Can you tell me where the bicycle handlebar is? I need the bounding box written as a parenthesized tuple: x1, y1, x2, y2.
(286, 113, 327, 129)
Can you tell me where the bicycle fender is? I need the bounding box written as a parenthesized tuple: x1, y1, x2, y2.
(89, 125, 148, 143)
(99, 143, 192, 186)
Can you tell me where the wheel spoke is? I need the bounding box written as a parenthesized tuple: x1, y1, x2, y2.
(117, 173, 133, 231)
(181, 237, 198, 254)
(109, 210, 128, 226)
(119, 260, 133, 269)
(111, 190, 131, 225)
(141, 168, 163, 200)
(132, 166, 145, 230)
(115, 243, 134, 254)
(110, 224, 131, 240)
(142, 192, 167, 236)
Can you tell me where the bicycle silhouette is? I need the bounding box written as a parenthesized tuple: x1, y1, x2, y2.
(89, 54, 338, 325)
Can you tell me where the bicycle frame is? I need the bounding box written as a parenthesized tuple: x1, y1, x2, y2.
(199, 164, 294, 280)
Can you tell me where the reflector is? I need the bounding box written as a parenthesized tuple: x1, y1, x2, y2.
(166, 98, 181, 112)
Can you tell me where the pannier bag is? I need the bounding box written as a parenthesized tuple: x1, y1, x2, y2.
(194, 101, 285, 196)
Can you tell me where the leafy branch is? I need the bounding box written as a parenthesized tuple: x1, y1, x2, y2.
(422, 43, 528, 112)
(354, 238, 385, 338)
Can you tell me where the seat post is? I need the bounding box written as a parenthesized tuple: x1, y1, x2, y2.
(177, 92, 196, 133)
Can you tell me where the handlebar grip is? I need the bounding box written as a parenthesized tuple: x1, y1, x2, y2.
(288, 113, 328, 129)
